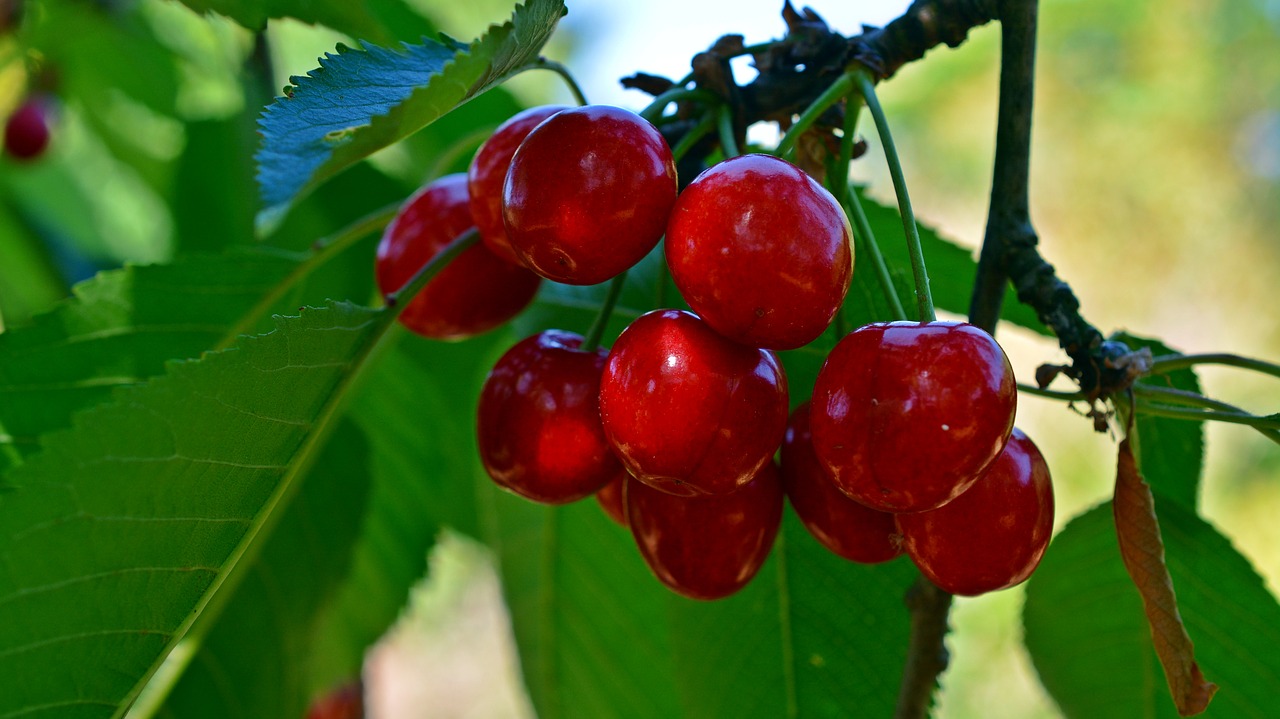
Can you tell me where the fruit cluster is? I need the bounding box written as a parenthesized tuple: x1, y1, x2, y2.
(376, 104, 1054, 600)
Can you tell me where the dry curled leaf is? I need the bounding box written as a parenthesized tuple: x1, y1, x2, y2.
(1113, 438, 1218, 716)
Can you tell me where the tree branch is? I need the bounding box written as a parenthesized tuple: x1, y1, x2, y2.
(893, 577, 952, 719)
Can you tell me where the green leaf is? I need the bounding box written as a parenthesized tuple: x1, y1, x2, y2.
(154, 420, 374, 719)
(1024, 501, 1280, 718)
(1116, 332, 1204, 509)
(256, 0, 565, 228)
(0, 249, 303, 461)
(0, 301, 393, 719)
(172, 0, 419, 43)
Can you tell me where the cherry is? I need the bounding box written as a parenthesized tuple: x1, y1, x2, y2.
(375, 173, 541, 340)
(626, 464, 783, 600)
(810, 321, 1016, 513)
(897, 428, 1054, 596)
(502, 105, 678, 285)
(781, 402, 902, 564)
(665, 153, 853, 350)
(4, 96, 52, 162)
(467, 105, 567, 265)
(477, 330, 623, 504)
(598, 309, 789, 497)
(595, 475, 627, 526)
(304, 681, 363, 719)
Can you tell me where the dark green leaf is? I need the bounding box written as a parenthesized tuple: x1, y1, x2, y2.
(154, 420, 373, 719)
(0, 301, 392, 718)
(1115, 332, 1204, 510)
(173, 0, 427, 43)
(1024, 501, 1280, 718)
(256, 0, 565, 228)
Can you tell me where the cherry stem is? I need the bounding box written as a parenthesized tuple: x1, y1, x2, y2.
(383, 228, 480, 312)
(581, 273, 627, 353)
(775, 72, 854, 159)
(893, 577, 952, 719)
(215, 202, 400, 352)
(1016, 382, 1086, 401)
(843, 186, 908, 322)
(1129, 385, 1280, 445)
(1149, 353, 1280, 382)
(716, 103, 740, 158)
(532, 57, 589, 106)
(639, 87, 717, 124)
(852, 68, 935, 323)
(668, 111, 717, 163)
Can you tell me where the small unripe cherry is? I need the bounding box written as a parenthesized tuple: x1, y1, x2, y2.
(375, 174, 541, 340)
(467, 105, 567, 264)
(897, 428, 1054, 596)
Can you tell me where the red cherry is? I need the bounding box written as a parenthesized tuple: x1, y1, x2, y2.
(467, 105, 567, 264)
(897, 428, 1054, 596)
(810, 321, 1016, 513)
(781, 402, 902, 564)
(599, 309, 789, 497)
(304, 681, 363, 719)
(502, 105, 678, 285)
(4, 97, 52, 162)
(626, 465, 783, 600)
(595, 475, 627, 526)
(477, 330, 623, 504)
(665, 154, 853, 350)
(376, 174, 541, 340)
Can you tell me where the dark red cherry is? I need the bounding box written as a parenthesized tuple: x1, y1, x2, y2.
(304, 681, 363, 719)
(781, 402, 901, 564)
(595, 475, 627, 526)
(4, 96, 52, 162)
(626, 464, 783, 600)
(477, 330, 623, 504)
(375, 174, 541, 340)
(599, 309, 789, 497)
(810, 321, 1016, 513)
(665, 153, 853, 350)
(468, 105, 567, 264)
(897, 428, 1054, 596)
(502, 105, 677, 285)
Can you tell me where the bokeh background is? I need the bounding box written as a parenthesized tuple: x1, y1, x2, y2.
(3, 0, 1278, 717)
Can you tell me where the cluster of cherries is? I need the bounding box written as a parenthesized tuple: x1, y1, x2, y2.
(375, 104, 1054, 601)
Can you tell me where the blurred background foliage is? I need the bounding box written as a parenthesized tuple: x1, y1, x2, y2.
(1, 0, 1277, 717)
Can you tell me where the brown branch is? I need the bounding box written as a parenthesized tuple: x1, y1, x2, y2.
(893, 577, 952, 719)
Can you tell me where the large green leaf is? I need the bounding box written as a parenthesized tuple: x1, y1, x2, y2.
(1115, 332, 1204, 509)
(153, 420, 373, 719)
(0, 301, 395, 718)
(0, 249, 303, 460)
(256, 0, 565, 228)
(1024, 501, 1280, 718)
(173, 0, 424, 44)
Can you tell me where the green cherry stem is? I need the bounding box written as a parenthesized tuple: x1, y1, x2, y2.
(532, 57, 589, 106)
(383, 228, 480, 315)
(640, 87, 718, 124)
(717, 103, 740, 158)
(1149, 352, 1280, 382)
(1130, 384, 1280, 445)
(582, 274, 628, 353)
(1016, 382, 1087, 401)
(844, 186, 908, 322)
(775, 72, 854, 159)
(853, 68, 935, 322)
(668, 111, 717, 162)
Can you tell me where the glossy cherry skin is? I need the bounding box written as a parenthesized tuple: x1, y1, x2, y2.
(595, 475, 628, 526)
(376, 174, 541, 340)
(781, 402, 902, 564)
(897, 428, 1054, 596)
(502, 105, 678, 285)
(810, 321, 1016, 513)
(477, 330, 624, 504)
(599, 309, 789, 497)
(4, 97, 51, 161)
(665, 154, 853, 350)
(468, 105, 567, 264)
(626, 463, 783, 600)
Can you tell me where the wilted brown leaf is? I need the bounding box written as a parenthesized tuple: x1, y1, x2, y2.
(1113, 437, 1218, 716)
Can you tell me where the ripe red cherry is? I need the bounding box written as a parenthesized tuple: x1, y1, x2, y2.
(376, 174, 540, 340)
(304, 681, 363, 719)
(626, 465, 783, 600)
(4, 97, 52, 162)
(897, 428, 1054, 596)
(467, 105, 567, 264)
(502, 105, 677, 285)
(599, 309, 789, 497)
(477, 330, 623, 504)
(810, 321, 1016, 513)
(781, 402, 902, 564)
(665, 153, 853, 350)
(595, 475, 627, 526)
